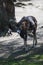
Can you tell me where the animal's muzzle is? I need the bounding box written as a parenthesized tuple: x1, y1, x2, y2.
(20, 29, 27, 41)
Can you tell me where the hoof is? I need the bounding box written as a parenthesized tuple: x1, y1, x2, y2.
(24, 47, 28, 52)
(32, 45, 35, 48)
(35, 43, 37, 45)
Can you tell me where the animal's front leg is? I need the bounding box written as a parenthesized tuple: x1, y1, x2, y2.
(24, 34, 28, 51)
(24, 39, 27, 48)
(24, 34, 27, 47)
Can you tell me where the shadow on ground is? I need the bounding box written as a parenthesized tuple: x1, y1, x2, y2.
(8, 43, 43, 60)
(0, 41, 43, 65)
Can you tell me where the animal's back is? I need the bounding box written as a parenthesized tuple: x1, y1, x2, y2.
(17, 16, 37, 30)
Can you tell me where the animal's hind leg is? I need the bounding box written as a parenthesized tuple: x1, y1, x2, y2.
(35, 33, 37, 45)
(33, 31, 37, 47)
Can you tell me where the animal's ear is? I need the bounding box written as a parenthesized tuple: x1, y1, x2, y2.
(19, 24, 22, 30)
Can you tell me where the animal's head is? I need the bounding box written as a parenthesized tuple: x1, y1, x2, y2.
(21, 21, 28, 30)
